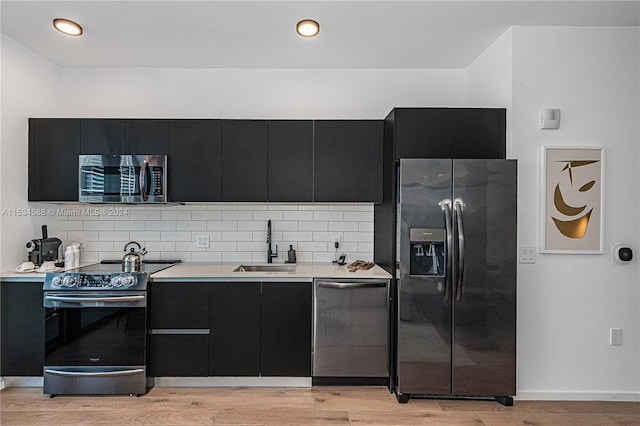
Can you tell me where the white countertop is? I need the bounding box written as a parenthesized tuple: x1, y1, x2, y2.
(0, 262, 392, 282)
(152, 262, 392, 282)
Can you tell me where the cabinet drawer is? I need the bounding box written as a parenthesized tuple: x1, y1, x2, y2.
(150, 334, 209, 377)
(151, 283, 209, 306)
(150, 306, 209, 329)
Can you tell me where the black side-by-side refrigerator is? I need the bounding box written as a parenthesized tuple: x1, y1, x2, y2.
(395, 158, 517, 405)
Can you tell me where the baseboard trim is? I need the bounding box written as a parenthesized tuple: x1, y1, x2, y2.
(154, 377, 312, 387)
(516, 391, 640, 402)
(2, 377, 44, 387)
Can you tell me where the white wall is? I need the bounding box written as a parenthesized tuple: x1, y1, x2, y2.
(59, 68, 465, 119)
(0, 34, 60, 270)
(507, 27, 640, 400)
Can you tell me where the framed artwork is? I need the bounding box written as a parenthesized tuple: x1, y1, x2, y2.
(540, 147, 604, 253)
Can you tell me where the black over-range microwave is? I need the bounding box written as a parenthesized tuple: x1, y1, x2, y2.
(79, 155, 167, 203)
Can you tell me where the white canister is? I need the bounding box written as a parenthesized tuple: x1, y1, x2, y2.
(64, 246, 75, 270)
(72, 243, 81, 268)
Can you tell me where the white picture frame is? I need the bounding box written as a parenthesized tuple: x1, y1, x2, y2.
(540, 146, 604, 254)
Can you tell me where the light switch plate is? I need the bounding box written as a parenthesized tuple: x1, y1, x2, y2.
(610, 328, 622, 346)
(519, 247, 536, 264)
(196, 235, 209, 248)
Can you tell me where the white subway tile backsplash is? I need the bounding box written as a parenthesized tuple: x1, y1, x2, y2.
(161, 231, 192, 241)
(177, 221, 207, 231)
(146, 221, 176, 231)
(344, 211, 373, 222)
(98, 231, 131, 241)
(223, 210, 253, 221)
(283, 211, 313, 221)
(64, 203, 374, 263)
(329, 222, 359, 232)
(313, 211, 343, 221)
(192, 211, 223, 221)
(222, 231, 254, 241)
(114, 221, 145, 231)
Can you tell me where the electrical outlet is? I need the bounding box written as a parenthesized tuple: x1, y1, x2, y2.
(610, 328, 622, 346)
(196, 235, 209, 248)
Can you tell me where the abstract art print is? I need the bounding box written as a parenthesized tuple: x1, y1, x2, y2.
(541, 147, 604, 253)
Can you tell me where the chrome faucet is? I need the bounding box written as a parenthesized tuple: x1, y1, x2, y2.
(267, 220, 278, 263)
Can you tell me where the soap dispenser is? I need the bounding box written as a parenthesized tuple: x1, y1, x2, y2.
(286, 245, 297, 264)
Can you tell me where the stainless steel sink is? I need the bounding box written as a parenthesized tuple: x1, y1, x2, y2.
(233, 264, 296, 272)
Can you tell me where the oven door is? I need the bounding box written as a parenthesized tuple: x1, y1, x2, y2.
(79, 154, 167, 203)
(43, 291, 149, 395)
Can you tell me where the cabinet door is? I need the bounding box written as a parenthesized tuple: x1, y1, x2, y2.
(448, 109, 506, 159)
(267, 120, 313, 202)
(169, 120, 222, 202)
(209, 282, 261, 376)
(28, 118, 81, 201)
(80, 119, 125, 154)
(150, 282, 210, 329)
(221, 120, 268, 201)
(393, 108, 449, 159)
(124, 119, 170, 154)
(261, 282, 312, 376)
(150, 335, 209, 377)
(314, 120, 383, 202)
(1, 282, 45, 375)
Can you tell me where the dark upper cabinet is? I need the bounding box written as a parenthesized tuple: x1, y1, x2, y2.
(313, 120, 383, 203)
(221, 120, 268, 202)
(80, 119, 125, 154)
(390, 108, 506, 159)
(124, 119, 170, 154)
(448, 108, 506, 159)
(393, 108, 449, 159)
(170, 120, 222, 202)
(28, 118, 81, 201)
(267, 120, 313, 202)
(1, 282, 45, 376)
(261, 282, 312, 376)
(209, 282, 261, 376)
(80, 119, 170, 155)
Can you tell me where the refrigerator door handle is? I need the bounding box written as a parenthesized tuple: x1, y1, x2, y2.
(454, 199, 465, 302)
(439, 199, 453, 302)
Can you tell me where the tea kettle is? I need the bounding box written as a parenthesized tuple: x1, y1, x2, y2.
(122, 241, 147, 272)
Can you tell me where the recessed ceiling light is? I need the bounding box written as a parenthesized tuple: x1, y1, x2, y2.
(53, 18, 83, 36)
(296, 19, 319, 38)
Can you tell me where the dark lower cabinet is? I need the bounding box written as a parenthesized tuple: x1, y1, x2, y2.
(28, 118, 81, 201)
(149, 282, 210, 377)
(149, 334, 209, 377)
(209, 282, 261, 376)
(1, 282, 45, 376)
(261, 282, 312, 376)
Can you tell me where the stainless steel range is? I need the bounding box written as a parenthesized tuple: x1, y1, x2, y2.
(42, 261, 178, 396)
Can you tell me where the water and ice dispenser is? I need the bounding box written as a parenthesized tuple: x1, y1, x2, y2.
(409, 228, 445, 276)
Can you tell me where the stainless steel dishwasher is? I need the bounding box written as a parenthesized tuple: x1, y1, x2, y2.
(313, 279, 389, 384)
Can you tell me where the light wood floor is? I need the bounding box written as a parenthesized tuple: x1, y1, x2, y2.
(1, 386, 638, 425)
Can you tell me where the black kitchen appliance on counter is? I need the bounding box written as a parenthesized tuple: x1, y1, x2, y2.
(42, 260, 179, 396)
(26, 225, 62, 266)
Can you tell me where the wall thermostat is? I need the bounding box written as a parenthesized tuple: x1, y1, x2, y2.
(539, 108, 561, 130)
(611, 243, 633, 264)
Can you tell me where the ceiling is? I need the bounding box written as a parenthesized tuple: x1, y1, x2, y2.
(1, 1, 639, 69)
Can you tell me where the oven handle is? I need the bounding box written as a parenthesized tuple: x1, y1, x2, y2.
(44, 295, 145, 303)
(45, 368, 144, 377)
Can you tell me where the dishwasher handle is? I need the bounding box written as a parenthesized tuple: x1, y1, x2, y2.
(316, 281, 387, 289)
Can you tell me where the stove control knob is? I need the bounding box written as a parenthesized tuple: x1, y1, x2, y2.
(109, 276, 120, 287)
(121, 276, 137, 287)
(51, 276, 62, 287)
(62, 276, 77, 287)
